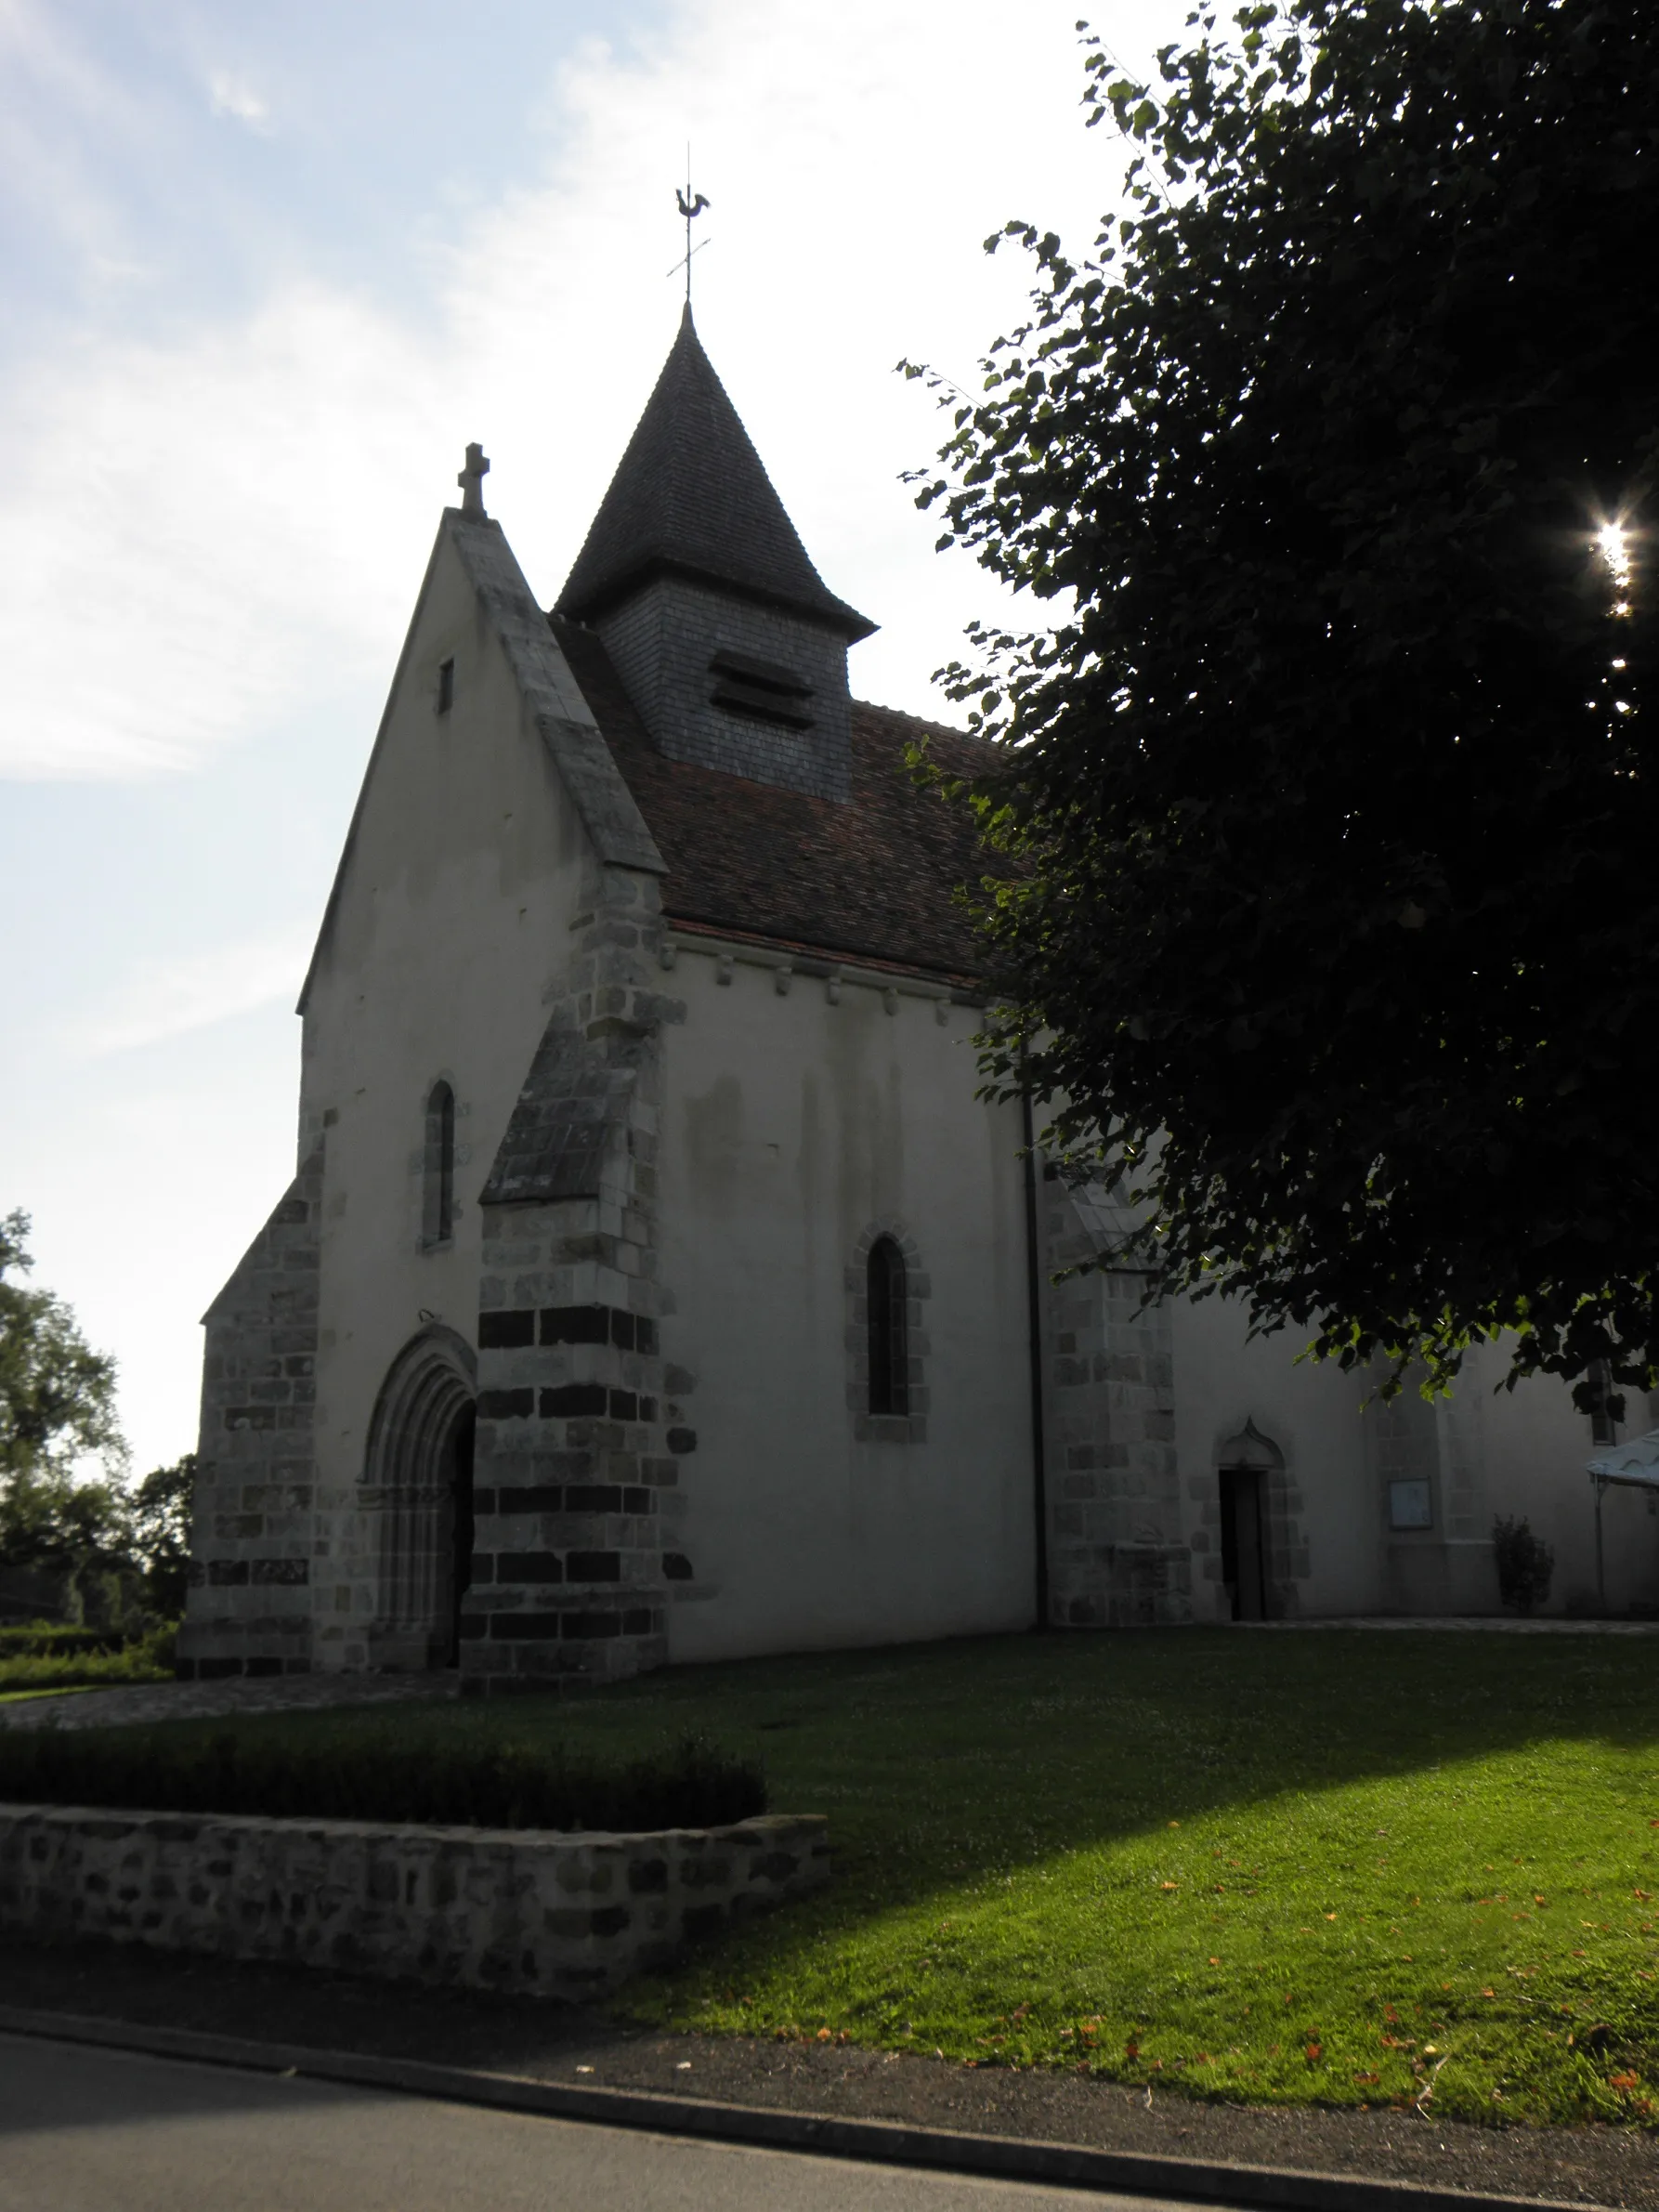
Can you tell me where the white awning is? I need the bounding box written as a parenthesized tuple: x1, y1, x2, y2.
(1587, 1429, 1659, 1487)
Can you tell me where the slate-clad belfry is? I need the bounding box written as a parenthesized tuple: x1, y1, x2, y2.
(179, 310, 1656, 1684)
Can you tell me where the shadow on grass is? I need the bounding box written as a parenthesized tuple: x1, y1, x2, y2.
(596, 1625, 1659, 1892)
(571, 1630, 1659, 2115)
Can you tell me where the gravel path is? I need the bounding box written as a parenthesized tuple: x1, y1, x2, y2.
(0, 1674, 456, 1733)
(1248, 1616, 1659, 1634)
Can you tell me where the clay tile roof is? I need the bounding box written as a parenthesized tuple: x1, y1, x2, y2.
(554, 307, 876, 643)
(551, 619, 996, 985)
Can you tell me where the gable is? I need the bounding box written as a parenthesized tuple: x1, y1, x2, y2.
(298, 511, 661, 1015)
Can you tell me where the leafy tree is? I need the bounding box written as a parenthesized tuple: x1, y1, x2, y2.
(912, 0, 1658, 1402)
(129, 1455, 197, 1618)
(0, 1210, 129, 1596)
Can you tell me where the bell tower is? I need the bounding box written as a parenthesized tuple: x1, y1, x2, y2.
(554, 308, 876, 803)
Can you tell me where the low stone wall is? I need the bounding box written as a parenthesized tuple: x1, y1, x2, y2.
(0, 1805, 829, 2001)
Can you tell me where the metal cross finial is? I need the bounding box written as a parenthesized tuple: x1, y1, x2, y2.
(668, 148, 711, 303)
(457, 441, 490, 518)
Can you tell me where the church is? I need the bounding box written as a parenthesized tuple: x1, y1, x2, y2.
(178, 308, 1655, 1686)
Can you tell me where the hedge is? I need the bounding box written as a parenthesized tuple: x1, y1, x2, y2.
(0, 1626, 176, 1692)
(0, 1725, 765, 1833)
(0, 1625, 124, 1659)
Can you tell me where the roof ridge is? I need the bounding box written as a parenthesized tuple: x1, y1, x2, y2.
(851, 695, 984, 740)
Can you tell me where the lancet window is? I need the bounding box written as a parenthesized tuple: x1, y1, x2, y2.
(867, 1236, 909, 1418)
(423, 1080, 455, 1247)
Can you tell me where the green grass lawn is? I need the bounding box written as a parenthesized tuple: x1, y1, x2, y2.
(39, 1630, 1659, 2126)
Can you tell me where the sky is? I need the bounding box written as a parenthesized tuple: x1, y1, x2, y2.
(0, 0, 1187, 1477)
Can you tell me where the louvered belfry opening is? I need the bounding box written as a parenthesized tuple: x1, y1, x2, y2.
(708, 648, 815, 730)
(867, 1236, 909, 1418)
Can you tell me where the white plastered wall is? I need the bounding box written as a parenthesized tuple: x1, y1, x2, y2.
(296, 526, 593, 1663)
(1170, 1294, 1659, 1618)
(1474, 1349, 1659, 1616)
(657, 943, 1038, 1660)
(1170, 1290, 1376, 1620)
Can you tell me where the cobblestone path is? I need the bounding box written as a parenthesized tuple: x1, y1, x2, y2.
(0, 1674, 457, 1734)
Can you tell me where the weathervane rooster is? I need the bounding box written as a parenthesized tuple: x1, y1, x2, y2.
(671, 162, 712, 303)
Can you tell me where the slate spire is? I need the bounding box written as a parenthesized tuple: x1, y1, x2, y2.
(555, 307, 875, 642)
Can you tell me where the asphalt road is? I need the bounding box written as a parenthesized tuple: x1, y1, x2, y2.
(0, 2033, 1207, 2212)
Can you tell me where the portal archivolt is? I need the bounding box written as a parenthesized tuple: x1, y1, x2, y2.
(363, 1325, 477, 1669)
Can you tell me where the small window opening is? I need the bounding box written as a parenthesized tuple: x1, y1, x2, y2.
(867, 1236, 908, 1417)
(437, 657, 455, 714)
(709, 648, 816, 731)
(1389, 1478, 1433, 1531)
(1587, 1358, 1621, 1447)
(423, 1081, 455, 1246)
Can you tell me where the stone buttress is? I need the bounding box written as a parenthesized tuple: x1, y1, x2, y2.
(1039, 1172, 1194, 1628)
(176, 1148, 322, 1677)
(461, 858, 691, 1694)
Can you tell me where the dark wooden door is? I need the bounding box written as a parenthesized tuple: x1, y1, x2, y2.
(1219, 1466, 1267, 1621)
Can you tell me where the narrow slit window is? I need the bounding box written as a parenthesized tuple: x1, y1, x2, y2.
(424, 1081, 455, 1245)
(867, 1236, 908, 1417)
(437, 657, 455, 714)
(1588, 1358, 1620, 1447)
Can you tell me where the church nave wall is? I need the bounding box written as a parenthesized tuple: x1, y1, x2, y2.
(652, 937, 1036, 1663)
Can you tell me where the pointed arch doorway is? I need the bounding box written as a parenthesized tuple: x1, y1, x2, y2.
(1217, 1418, 1282, 1623)
(363, 1326, 477, 1669)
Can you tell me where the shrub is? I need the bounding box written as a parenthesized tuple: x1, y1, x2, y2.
(0, 1623, 125, 1659)
(1492, 1515, 1555, 1615)
(0, 1724, 765, 1833)
(0, 1623, 177, 1691)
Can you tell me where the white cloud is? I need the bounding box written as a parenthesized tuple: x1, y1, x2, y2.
(207, 68, 271, 132)
(0, 0, 175, 278)
(60, 927, 314, 1060)
(0, 280, 455, 778)
(0, 0, 1180, 784)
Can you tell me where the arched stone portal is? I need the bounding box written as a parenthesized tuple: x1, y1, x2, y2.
(1212, 1417, 1306, 1623)
(363, 1326, 477, 1669)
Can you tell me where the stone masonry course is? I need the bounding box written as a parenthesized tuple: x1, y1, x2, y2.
(0, 1804, 829, 2002)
